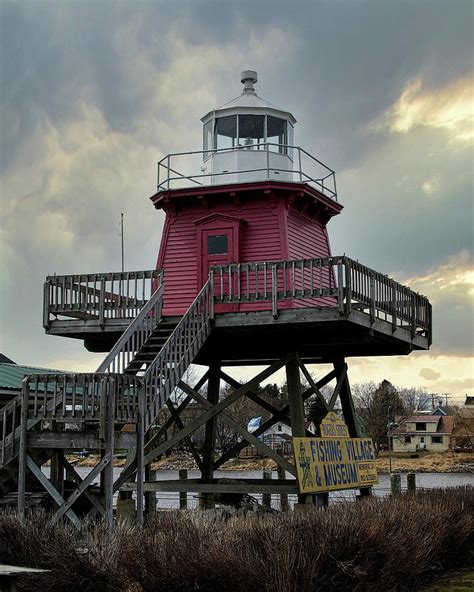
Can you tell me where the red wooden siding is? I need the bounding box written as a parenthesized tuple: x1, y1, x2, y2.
(158, 198, 284, 315)
(285, 204, 336, 308)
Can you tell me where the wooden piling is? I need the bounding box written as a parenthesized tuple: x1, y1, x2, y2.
(407, 472, 416, 493)
(390, 473, 401, 494)
(179, 469, 188, 510)
(262, 469, 272, 509)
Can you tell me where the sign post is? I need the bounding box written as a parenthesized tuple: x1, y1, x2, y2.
(293, 412, 378, 495)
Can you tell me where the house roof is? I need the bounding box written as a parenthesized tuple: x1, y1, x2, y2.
(0, 353, 16, 365)
(406, 415, 440, 423)
(0, 363, 64, 391)
(464, 396, 474, 406)
(393, 415, 454, 435)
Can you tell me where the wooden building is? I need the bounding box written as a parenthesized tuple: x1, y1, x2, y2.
(0, 71, 432, 523)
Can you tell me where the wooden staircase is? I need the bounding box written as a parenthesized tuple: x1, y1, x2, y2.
(0, 278, 214, 507)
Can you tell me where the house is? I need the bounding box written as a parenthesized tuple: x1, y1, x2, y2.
(239, 419, 316, 457)
(392, 415, 454, 453)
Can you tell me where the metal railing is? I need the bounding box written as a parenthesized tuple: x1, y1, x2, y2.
(210, 257, 432, 343)
(157, 143, 337, 201)
(43, 270, 162, 328)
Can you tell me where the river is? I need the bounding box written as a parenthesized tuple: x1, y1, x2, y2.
(61, 467, 473, 510)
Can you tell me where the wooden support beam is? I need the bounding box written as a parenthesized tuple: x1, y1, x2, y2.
(333, 360, 372, 498)
(329, 364, 347, 410)
(219, 370, 284, 417)
(25, 454, 81, 528)
(121, 479, 300, 494)
(166, 399, 204, 472)
(286, 353, 313, 505)
(139, 357, 290, 468)
(200, 363, 220, 508)
(52, 453, 111, 523)
(179, 380, 297, 476)
(113, 372, 209, 493)
(295, 355, 330, 412)
(214, 381, 331, 469)
(58, 455, 105, 516)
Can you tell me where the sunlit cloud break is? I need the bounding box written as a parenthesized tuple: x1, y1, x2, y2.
(375, 75, 474, 142)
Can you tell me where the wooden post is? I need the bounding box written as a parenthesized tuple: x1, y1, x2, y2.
(262, 469, 272, 509)
(407, 472, 416, 493)
(335, 360, 371, 499)
(18, 380, 29, 516)
(200, 363, 220, 509)
(286, 354, 312, 506)
(144, 467, 157, 517)
(179, 469, 188, 510)
(136, 382, 145, 525)
(50, 451, 65, 499)
(277, 461, 289, 511)
(390, 473, 401, 495)
(103, 378, 115, 529)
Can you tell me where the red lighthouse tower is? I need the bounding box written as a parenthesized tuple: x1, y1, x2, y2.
(153, 71, 341, 316)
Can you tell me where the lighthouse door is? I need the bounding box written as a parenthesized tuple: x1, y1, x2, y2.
(201, 228, 238, 312)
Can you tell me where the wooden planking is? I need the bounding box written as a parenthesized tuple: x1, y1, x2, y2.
(160, 198, 284, 314)
(286, 205, 335, 308)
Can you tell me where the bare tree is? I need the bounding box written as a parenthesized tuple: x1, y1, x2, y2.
(353, 380, 405, 455)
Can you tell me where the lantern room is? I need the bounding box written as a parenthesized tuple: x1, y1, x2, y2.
(152, 71, 341, 316)
(201, 70, 296, 184)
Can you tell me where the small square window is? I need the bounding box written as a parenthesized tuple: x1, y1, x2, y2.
(404, 436, 412, 444)
(208, 235, 228, 255)
(431, 436, 442, 444)
(415, 422, 426, 431)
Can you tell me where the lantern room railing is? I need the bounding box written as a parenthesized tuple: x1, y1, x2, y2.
(156, 143, 338, 201)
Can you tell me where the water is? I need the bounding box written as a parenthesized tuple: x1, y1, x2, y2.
(56, 467, 473, 510)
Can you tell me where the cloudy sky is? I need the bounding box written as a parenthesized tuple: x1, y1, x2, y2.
(1, 0, 472, 403)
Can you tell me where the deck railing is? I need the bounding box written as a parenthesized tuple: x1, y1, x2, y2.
(211, 256, 432, 343)
(43, 270, 162, 328)
(0, 374, 143, 468)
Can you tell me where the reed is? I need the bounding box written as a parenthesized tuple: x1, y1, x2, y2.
(1, 487, 472, 592)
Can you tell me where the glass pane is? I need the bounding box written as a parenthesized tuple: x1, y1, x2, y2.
(267, 116, 288, 154)
(208, 234, 228, 255)
(203, 120, 212, 158)
(238, 115, 264, 150)
(215, 115, 237, 150)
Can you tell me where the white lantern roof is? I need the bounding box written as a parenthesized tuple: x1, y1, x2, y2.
(201, 70, 297, 125)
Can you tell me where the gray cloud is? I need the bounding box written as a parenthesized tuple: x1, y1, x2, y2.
(0, 0, 472, 370)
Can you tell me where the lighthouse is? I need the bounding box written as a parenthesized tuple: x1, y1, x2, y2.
(9, 70, 431, 521)
(152, 71, 341, 317)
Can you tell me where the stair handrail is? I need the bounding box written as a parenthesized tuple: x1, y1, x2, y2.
(97, 272, 164, 374)
(142, 278, 213, 429)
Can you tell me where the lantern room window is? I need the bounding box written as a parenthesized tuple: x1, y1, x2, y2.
(238, 114, 265, 150)
(210, 114, 290, 155)
(215, 115, 237, 150)
(267, 115, 288, 154)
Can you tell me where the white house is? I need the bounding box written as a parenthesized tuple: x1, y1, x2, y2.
(392, 415, 454, 453)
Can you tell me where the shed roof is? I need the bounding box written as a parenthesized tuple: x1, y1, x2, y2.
(0, 363, 64, 391)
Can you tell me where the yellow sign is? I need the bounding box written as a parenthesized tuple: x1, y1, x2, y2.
(320, 412, 350, 438)
(293, 415, 378, 493)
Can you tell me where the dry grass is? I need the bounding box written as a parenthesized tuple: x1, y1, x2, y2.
(1, 487, 472, 592)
